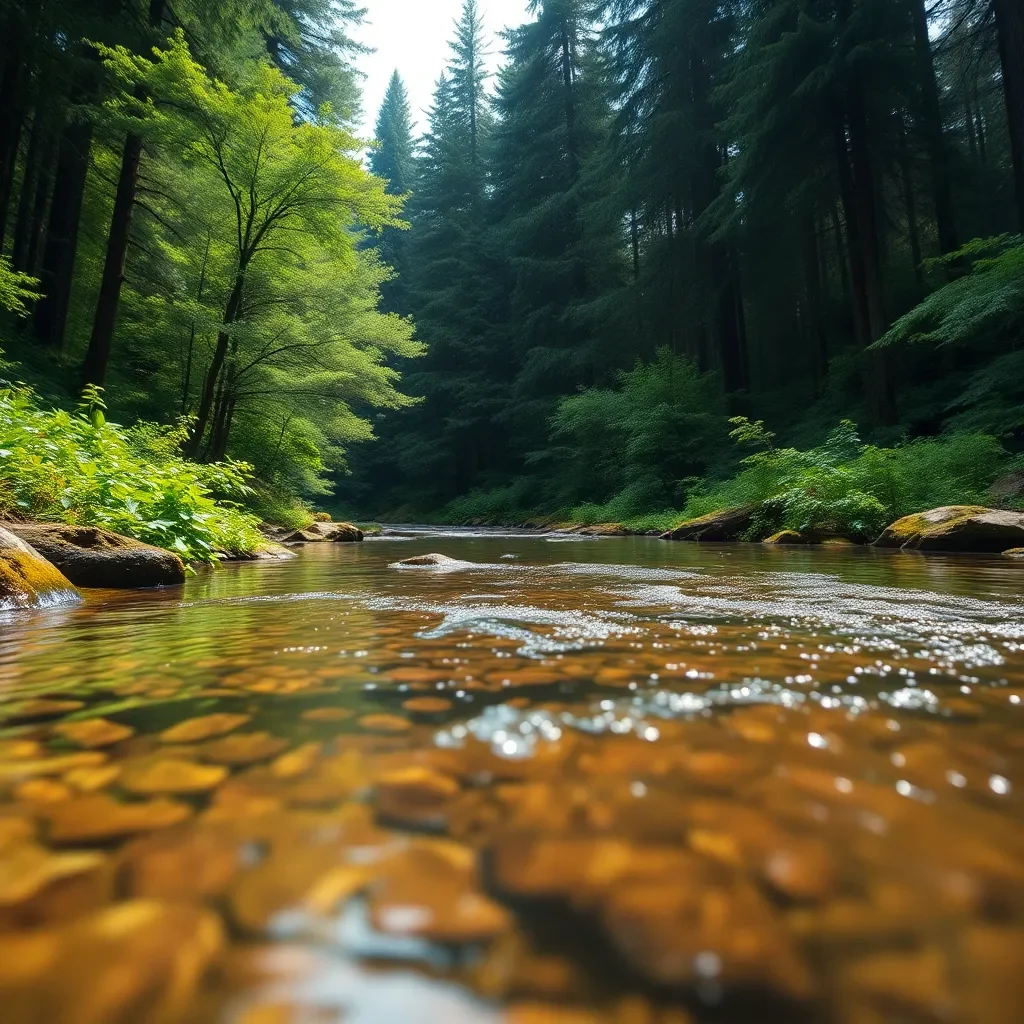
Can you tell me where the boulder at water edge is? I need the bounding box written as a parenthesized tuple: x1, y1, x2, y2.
(3, 523, 186, 588)
(874, 506, 1024, 553)
(282, 521, 363, 544)
(0, 525, 81, 610)
(661, 506, 755, 542)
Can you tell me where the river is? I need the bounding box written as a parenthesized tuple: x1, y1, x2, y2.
(0, 529, 1022, 1023)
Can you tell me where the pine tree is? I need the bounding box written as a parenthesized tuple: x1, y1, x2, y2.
(369, 71, 414, 315)
(490, 0, 623, 458)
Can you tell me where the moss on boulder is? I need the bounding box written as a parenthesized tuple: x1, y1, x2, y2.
(3, 523, 185, 588)
(0, 526, 81, 610)
(763, 530, 807, 545)
(281, 522, 363, 544)
(875, 506, 1024, 553)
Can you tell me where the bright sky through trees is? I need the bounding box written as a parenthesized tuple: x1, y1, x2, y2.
(355, 0, 530, 133)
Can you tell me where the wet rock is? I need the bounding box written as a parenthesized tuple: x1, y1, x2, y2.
(392, 552, 472, 568)
(660, 506, 755, 542)
(369, 844, 510, 944)
(3, 523, 185, 588)
(281, 522, 363, 544)
(53, 718, 134, 749)
(160, 713, 252, 743)
(0, 900, 223, 1024)
(3, 698, 86, 724)
(1003, 547, 1024, 560)
(0, 525, 81, 610)
(602, 878, 814, 999)
(402, 697, 453, 714)
(230, 846, 371, 933)
(249, 542, 299, 561)
(119, 826, 244, 901)
(270, 743, 322, 780)
(44, 794, 192, 844)
(0, 843, 107, 908)
(358, 713, 411, 733)
(874, 506, 1024, 553)
(14, 779, 73, 804)
(763, 530, 807, 545)
(373, 766, 460, 829)
(199, 733, 289, 766)
(120, 758, 228, 796)
(301, 707, 353, 723)
(0, 752, 107, 783)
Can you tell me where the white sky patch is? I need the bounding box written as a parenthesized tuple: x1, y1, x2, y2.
(354, 0, 533, 137)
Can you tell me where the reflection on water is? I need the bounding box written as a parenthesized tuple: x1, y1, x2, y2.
(0, 533, 1021, 1023)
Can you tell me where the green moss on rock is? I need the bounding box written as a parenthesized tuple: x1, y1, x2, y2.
(0, 527, 81, 610)
(875, 506, 1024, 553)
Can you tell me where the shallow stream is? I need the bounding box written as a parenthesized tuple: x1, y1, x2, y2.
(0, 530, 1022, 1023)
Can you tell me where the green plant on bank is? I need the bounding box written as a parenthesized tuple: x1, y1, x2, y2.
(0, 259, 39, 318)
(0, 381, 263, 562)
(679, 419, 1008, 539)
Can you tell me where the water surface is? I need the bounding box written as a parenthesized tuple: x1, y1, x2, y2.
(1, 532, 1022, 1023)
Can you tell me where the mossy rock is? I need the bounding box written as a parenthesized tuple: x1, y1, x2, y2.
(0, 526, 81, 610)
(4, 523, 185, 588)
(282, 521, 363, 544)
(875, 506, 1024, 553)
(661, 506, 756, 542)
(763, 530, 807, 545)
(1003, 547, 1024, 560)
(572, 523, 629, 537)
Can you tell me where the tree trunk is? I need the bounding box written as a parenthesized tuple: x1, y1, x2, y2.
(845, 88, 897, 423)
(23, 119, 61, 277)
(993, 0, 1024, 232)
(11, 108, 44, 271)
(33, 118, 94, 348)
(188, 272, 245, 456)
(81, 131, 143, 383)
(81, 0, 166, 385)
(0, 38, 28, 251)
(181, 232, 211, 415)
(802, 211, 829, 391)
(898, 118, 924, 297)
(910, 0, 958, 254)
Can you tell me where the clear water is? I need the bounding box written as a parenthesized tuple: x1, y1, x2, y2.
(0, 531, 1021, 1024)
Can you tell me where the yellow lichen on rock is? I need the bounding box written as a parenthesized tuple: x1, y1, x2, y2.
(0, 526, 81, 611)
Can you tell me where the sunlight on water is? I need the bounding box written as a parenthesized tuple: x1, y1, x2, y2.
(0, 533, 1021, 1023)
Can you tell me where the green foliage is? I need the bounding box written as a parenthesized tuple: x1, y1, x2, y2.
(878, 236, 1024, 350)
(684, 421, 1008, 539)
(0, 259, 40, 317)
(0, 383, 263, 561)
(547, 349, 727, 515)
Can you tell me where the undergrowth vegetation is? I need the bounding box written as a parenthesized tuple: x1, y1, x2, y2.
(0, 381, 264, 562)
(678, 420, 1010, 540)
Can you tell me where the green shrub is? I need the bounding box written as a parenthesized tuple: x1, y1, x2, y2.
(544, 349, 727, 516)
(682, 418, 1008, 539)
(443, 479, 537, 525)
(0, 383, 263, 562)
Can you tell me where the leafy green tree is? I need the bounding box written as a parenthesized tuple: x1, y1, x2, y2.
(95, 33, 420, 482)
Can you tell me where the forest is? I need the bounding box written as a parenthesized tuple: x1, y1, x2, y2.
(1, 0, 1023, 548)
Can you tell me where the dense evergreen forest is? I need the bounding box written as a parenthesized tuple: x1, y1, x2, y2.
(1, 0, 1023, 545)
